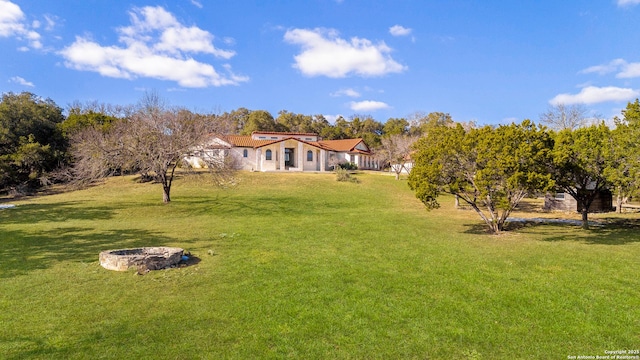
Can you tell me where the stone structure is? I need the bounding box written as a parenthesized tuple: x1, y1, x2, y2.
(99, 247, 184, 271)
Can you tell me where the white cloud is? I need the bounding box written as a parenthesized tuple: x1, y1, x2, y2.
(190, 0, 203, 8)
(0, 0, 42, 49)
(43, 15, 56, 31)
(0, 0, 25, 36)
(389, 25, 411, 37)
(59, 6, 247, 88)
(550, 86, 640, 105)
(331, 88, 361, 98)
(349, 100, 390, 111)
(9, 76, 34, 87)
(580, 58, 640, 79)
(580, 58, 626, 75)
(617, 0, 640, 6)
(323, 114, 344, 124)
(283, 28, 407, 78)
(618, 62, 640, 78)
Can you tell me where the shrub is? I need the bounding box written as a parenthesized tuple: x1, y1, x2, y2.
(336, 162, 358, 170)
(335, 168, 360, 183)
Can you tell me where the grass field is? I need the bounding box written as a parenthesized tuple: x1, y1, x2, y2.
(1, 172, 639, 359)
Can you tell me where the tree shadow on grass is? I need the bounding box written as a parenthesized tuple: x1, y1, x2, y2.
(462, 217, 640, 245)
(0, 201, 114, 225)
(175, 194, 349, 218)
(0, 226, 180, 279)
(539, 217, 640, 245)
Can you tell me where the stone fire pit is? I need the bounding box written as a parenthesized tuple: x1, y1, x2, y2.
(99, 247, 184, 271)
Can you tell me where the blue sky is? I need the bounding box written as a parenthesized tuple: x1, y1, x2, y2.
(2, 0, 640, 125)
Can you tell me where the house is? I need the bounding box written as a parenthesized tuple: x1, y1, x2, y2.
(543, 189, 613, 213)
(186, 131, 379, 172)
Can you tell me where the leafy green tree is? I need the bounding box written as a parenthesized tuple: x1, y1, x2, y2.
(626, 99, 640, 121)
(60, 109, 120, 136)
(605, 124, 638, 212)
(383, 118, 409, 136)
(408, 111, 454, 136)
(309, 114, 332, 136)
(606, 99, 640, 212)
(615, 98, 640, 125)
(551, 123, 612, 228)
(360, 117, 384, 147)
(345, 115, 383, 148)
(60, 101, 129, 137)
(276, 110, 316, 133)
(0, 92, 66, 193)
(215, 107, 251, 134)
(408, 121, 554, 234)
(241, 110, 279, 135)
(322, 116, 350, 140)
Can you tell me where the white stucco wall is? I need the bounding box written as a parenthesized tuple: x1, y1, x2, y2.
(259, 144, 279, 171)
(256, 141, 327, 172)
(231, 147, 256, 171)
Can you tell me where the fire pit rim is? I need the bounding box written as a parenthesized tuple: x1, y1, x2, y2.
(99, 246, 184, 271)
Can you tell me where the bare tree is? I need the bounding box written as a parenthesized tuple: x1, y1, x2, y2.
(540, 103, 588, 130)
(67, 124, 128, 183)
(69, 93, 235, 203)
(376, 134, 419, 180)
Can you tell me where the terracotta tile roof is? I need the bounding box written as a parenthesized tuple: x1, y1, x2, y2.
(252, 131, 318, 137)
(209, 134, 373, 154)
(225, 135, 273, 148)
(318, 138, 370, 153)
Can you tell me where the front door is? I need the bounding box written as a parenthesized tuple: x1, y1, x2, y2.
(285, 148, 294, 168)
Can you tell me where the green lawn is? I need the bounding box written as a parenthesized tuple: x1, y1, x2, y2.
(1, 172, 639, 359)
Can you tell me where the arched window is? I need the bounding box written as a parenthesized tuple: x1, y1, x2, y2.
(265, 149, 272, 160)
(307, 150, 313, 161)
(243, 149, 248, 158)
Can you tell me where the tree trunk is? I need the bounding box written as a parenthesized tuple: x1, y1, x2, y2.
(454, 195, 460, 209)
(616, 190, 623, 214)
(395, 171, 400, 180)
(162, 184, 171, 203)
(488, 220, 500, 235)
(581, 208, 589, 229)
(469, 202, 500, 235)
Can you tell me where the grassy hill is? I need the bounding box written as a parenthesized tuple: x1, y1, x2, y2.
(1, 172, 639, 359)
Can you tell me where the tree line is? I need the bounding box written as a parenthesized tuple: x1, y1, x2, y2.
(2, 90, 639, 232)
(0, 91, 454, 200)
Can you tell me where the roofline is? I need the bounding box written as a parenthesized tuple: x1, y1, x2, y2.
(254, 137, 328, 150)
(318, 138, 368, 152)
(252, 131, 318, 137)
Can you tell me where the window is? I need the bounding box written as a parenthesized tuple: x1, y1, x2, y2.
(271, 137, 278, 139)
(265, 149, 272, 160)
(243, 149, 248, 158)
(554, 193, 565, 200)
(305, 138, 313, 141)
(307, 150, 313, 161)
